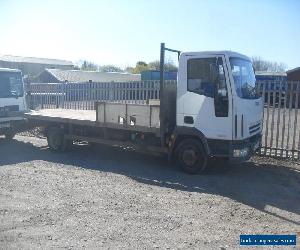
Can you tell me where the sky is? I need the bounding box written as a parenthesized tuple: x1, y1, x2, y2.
(0, 0, 299, 69)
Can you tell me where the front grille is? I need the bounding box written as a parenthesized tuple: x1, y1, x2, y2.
(0, 105, 19, 117)
(249, 122, 261, 135)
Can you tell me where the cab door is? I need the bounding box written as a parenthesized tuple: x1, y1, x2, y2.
(228, 57, 263, 140)
(176, 53, 233, 140)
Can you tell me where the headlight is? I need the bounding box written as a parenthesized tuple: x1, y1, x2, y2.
(233, 148, 249, 158)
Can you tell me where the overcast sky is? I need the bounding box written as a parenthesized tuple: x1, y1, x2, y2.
(0, 0, 299, 69)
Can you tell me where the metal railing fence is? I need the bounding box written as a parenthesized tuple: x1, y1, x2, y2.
(257, 80, 300, 159)
(29, 81, 162, 110)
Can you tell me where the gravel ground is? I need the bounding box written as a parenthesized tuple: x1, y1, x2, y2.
(0, 135, 299, 249)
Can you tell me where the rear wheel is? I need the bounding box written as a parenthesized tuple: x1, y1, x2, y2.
(47, 128, 71, 152)
(4, 129, 16, 140)
(176, 138, 208, 174)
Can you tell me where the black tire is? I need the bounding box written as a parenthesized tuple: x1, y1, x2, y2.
(176, 138, 208, 174)
(47, 128, 71, 152)
(4, 129, 16, 140)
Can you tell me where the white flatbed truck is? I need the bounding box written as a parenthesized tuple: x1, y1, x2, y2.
(26, 44, 263, 174)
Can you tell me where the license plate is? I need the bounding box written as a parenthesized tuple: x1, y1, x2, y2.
(0, 122, 10, 128)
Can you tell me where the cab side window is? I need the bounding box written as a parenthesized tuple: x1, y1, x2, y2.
(187, 58, 217, 98)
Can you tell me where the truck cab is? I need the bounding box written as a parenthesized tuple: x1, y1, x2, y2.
(0, 68, 27, 139)
(173, 51, 263, 172)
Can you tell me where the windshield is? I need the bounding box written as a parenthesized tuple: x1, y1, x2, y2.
(230, 57, 259, 99)
(0, 71, 24, 98)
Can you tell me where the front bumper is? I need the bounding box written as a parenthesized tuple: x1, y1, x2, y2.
(229, 133, 262, 162)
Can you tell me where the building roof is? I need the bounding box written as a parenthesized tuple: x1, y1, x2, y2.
(286, 67, 300, 74)
(0, 54, 73, 66)
(255, 71, 287, 76)
(45, 68, 141, 82)
(0, 67, 21, 73)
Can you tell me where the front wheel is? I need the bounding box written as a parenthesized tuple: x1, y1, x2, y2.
(176, 139, 208, 174)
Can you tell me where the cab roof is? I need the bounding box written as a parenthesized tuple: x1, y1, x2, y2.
(180, 50, 251, 61)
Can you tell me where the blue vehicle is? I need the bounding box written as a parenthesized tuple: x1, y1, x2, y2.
(141, 70, 177, 81)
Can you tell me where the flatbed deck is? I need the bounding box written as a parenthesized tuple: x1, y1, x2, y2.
(26, 108, 160, 134)
(27, 109, 96, 124)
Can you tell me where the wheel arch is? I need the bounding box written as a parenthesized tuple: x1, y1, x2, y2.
(171, 126, 210, 157)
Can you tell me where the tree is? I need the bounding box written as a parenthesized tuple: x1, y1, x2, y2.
(124, 66, 135, 73)
(148, 60, 160, 70)
(117, 60, 179, 74)
(148, 60, 178, 71)
(164, 61, 178, 71)
(99, 65, 123, 73)
(131, 61, 149, 74)
(252, 56, 287, 72)
(126, 60, 178, 74)
(80, 60, 98, 71)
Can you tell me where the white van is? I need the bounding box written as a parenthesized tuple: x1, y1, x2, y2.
(0, 68, 27, 139)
